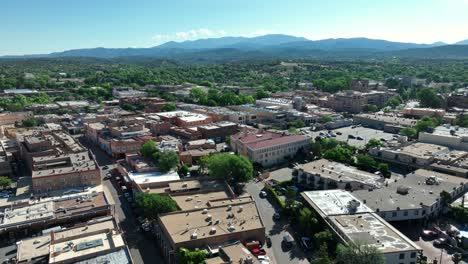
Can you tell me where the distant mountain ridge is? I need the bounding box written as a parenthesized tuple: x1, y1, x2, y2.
(3, 34, 468, 61)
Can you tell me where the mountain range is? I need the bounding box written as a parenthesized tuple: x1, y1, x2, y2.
(4, 34, 468, 61)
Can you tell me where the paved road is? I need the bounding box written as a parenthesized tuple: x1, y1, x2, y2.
(80, 137, 163, 264)
(246, 180, 310, 264)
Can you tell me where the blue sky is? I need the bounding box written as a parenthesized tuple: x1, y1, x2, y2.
(1, 0, 468, 55)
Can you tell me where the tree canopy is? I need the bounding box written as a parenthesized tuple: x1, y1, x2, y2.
(336, 242, 385, 264)
(141, 140, 158, 158)
(158, 150, 179, 172)
(178, 248, 207, 264)
(417, 88, 443, 108)
(135, 192, 178, 220)
(0, 176, 12, 189)
(202, 153, 253, 184)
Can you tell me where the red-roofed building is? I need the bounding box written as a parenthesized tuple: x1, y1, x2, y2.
(230, 130, 308, 167)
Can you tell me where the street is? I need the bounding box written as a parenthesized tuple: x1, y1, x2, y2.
(246, 180, 310, 264)
(81, 137, 164, 264)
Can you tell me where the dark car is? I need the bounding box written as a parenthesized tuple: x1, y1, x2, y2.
(265, 236, 272, 248)
(102, 165, 109, 170)
(422, 229, 439, 239)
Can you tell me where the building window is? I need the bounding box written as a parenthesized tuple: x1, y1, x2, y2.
(410, 252, 416, 258)
(414, 210, 419, 215)
(392, 212, 397, 217)
(404, 211, 408, 216)
(399, 253, 405, 259)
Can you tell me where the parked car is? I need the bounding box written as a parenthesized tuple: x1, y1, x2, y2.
(273, 213, 281, 220)
(251, 248, 266, 256)
(282, 232, 295, 249)
(265, 236, 272, 248)
(336, 131, 342, 135)
(102, 165, 109, 170)
(422, 229, 439, 238)
(300, 237, 312, 251)
(259, 191, 267, 198)
(258, 255, 270, 262)
(356, 136, 364, 140)
(348, 135, 355, 139)
(433, 238, 449, 247)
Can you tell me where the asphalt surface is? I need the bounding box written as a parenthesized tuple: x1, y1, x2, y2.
(80, 137, 163, 264)
(246, 180, 310, 264)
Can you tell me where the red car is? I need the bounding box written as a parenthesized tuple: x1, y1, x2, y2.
(251, 248, 266, 256)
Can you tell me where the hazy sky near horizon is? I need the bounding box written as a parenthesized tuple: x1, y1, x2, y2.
(1, 0, 468, 55)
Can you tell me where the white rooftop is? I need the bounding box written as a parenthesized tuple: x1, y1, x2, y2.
(128, 170, 180, 185)
(302, 190, 373, 217)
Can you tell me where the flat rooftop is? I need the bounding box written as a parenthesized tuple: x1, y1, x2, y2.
(297, 159, 384, 188)
(354, 169, 468, 212)
(396, 142, 448, 159)
(159, 201, 264, 246)
(49, 231, 125, 264)
(430, 125, 468, 137)
(355, 114, 417, 127)
(16, 234, 51, 262)
(128, 170, 180, 185)
(302, 190, 373, 217)
(0, 201, 55, 228)
(171, 191, 231, 210)
(329, 213, 420, 253)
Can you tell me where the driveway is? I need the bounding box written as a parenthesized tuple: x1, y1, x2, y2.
(246, 180, 310, 264)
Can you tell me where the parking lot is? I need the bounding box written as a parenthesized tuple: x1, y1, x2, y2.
(301, 126, 398, 148)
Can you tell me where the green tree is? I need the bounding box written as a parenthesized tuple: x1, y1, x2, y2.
(417, 88, 443, 108)
(455, 115, 468, 128)
(311, 243, 332, 264)
(355, 154, 377, 171)
(22, 117, 39, 127)
(141, 140, 158, 158)
(285, 187, 297, 208)
(320, 115, 333, 123)
(363, 104, 378, 113)
(314, 230, 333, 248)
(204, 153, 253, 184)
(255, 88, 270, 99)
(158, 150, 179, 172)
(323, 146, 353, 163)
(309, 140, 323, 157)
(178, 248, 207, 264)
(365, 138, 383, 149)
(415, 116, 440, 133)
(386, 96, 402, 108)
(161, 102, 176, 112)
(336, 242, 385, 264)
(0, 176, 12, 189)
(135, 192, 178, 220)
(440, 190, 452, 207)
(297, 207, 320, 235)
(401, 127, 418, 138)
(377, 163, 391, 178)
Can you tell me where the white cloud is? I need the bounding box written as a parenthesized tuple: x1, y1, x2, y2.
(151, 28, 228, 44)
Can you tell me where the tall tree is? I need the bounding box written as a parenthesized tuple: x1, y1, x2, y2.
(135, 193, 178, 220)
(204, 153, 253, 184)
(336, 242, 385, 264)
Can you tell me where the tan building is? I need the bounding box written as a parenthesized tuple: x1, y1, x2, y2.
(157, 111, 213, 128)
(157, 200, 265, 263)
(0, 192, 112, 237)
(18, 131, 101, 193)
(16, 216, 132, 264)
(327, 90, 391, 113)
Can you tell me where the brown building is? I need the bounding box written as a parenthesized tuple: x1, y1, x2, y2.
(198, 121, 238, 140)
(0, 111, 33, 126)
(18, 131, 101, 193)
(327, 90, 391, 113)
